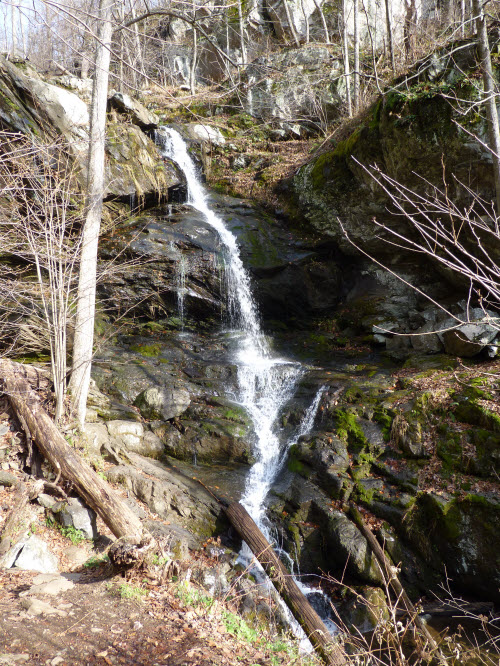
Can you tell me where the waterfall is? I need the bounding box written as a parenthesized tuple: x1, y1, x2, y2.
(156, 127, 305, 531)
(155, 128, 335, 640)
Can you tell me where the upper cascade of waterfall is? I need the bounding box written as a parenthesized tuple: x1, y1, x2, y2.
(155, 126, 267, 357)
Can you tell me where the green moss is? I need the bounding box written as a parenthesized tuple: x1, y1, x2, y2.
(335, 410, 368, 450)
(332, 128, 362, 159)
(354, 482, 376, 504)
(436, 433, 462, 470)
(287, 444, 312, 477)
(342, 387, 365, 404)
(373, 407, 393, 441)
(130, 342, 162, 357)
(222, 408, 246, 422)
(454, 400, 500, 432)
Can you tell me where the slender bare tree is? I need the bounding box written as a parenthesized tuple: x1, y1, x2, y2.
(342, 0, 352, 116)
(384, 0, 395, 74)
(69, 0, 113, 427)
(473, 0, 500, 217)
(353, 0, 360, 110)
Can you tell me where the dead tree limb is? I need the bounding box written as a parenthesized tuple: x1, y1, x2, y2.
(0, 358, 143, 543)
(225, 502, 347, 666)
(349, 503, 447, 665)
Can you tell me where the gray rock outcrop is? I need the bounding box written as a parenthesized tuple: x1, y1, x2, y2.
(134, 386, 191, 421)
(0, 56, 181, 203)
(51, 497, 98, 540)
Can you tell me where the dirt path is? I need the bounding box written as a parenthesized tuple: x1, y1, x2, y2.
(0, 565, 298, 666)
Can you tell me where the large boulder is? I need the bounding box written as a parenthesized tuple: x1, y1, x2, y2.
(401, 493, 500, 602)
(0, 56, 180, 203)
(2, 535, 59, 574)
(106, 452, 227, 539)
(241, 45, 344, 125)
(134, 386, 191, 421)
(291, 36, 500, 335)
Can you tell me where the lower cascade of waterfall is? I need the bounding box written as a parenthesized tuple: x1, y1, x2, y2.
(155, 127, 337, 640)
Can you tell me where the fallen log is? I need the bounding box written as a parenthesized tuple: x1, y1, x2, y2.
(225, 502, 347, 666)
(349, 503, 447, 665)
(0, 358, 143, 543)
(410, 601, 495, 618)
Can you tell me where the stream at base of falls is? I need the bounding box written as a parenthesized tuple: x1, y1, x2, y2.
(155, 127, 338, 639)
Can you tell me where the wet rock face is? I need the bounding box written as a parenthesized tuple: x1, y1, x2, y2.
(98, 206, 224, 322)
(98, 195, 342, 324)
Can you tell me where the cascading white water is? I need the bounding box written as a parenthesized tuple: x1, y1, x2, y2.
(156, 127, 306, 536)
(156, 126, 337, 642)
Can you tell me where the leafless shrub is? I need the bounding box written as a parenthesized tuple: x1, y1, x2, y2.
(343, 159, 500, 331)
(0, 130, 84, 421)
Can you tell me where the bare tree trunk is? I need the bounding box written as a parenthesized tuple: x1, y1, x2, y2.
(190, 27, 198, 95)
(238, 0, 247, 63)
(342, 0, 352, 116)
(361, 0, 382, 94)
(117, 1, 125, 91)
(20, 4, 26, 59)
(313, 0, 329, 43)
(283, 0, 301, 48)
(69, 0, 113, 427)
(301, 0, 310, 44)
(11, 0, 17, 58)
(0, 479, 44, 563)
(384, 0, 395, 74)
(404, 0, 416, 62)
(1, 359, 144, 542)
(461, 0, 466, 36)
(473, 0, 500, 216)
(353, 0, 360, 110)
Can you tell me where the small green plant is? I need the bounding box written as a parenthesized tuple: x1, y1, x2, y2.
(222, 610, 258, 643)
(176, 581, 214, 610)
(84, 554, 110, 568)
(45, 516, 87, 545)
(152, 554, 170, 566)
(59, 524, 87, 545)
(117, 583, 148, 601)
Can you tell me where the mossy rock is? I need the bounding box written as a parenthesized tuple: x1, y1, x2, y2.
(454, 399, 500, 433)
(339, 586, 390, 634)
(436, 424, 500, 479)
(401, 492, 500, 601)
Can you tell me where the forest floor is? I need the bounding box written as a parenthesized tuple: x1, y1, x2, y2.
(0, 563, 307, 666)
